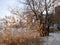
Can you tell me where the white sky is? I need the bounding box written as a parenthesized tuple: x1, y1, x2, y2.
(0, 0, 60, 19)
(0, 0, 24, 19)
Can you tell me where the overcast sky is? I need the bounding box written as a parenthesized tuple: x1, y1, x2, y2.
(0, 0, 24, 19)
(0, 0, 60, 19)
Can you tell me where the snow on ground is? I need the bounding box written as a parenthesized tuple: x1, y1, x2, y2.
(42, 32, 60, 45)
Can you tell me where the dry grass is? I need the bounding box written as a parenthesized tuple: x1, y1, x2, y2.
(0, 29, 41, 45)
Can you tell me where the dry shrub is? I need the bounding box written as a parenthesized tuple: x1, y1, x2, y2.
(11, 30, 40, 45)
(0, 29, 41, 45)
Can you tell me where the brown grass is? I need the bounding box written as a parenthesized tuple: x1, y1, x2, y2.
(0, 29, 41, 45)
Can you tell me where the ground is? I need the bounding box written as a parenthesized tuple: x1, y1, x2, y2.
(42, 32, 60, 45)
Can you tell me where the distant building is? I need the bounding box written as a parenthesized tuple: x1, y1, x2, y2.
(53, 6, 60, 29)
(54, 6, 60, 24)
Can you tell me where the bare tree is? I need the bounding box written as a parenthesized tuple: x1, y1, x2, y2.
(19, 0, 58, 36)
(10, 0, 60, 36)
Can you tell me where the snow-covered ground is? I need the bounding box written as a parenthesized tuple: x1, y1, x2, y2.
(41, 32, 60, 45)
